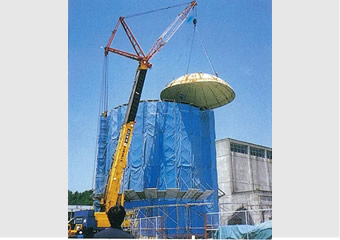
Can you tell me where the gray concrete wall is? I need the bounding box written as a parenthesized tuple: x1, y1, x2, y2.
(216, 138, 272, 193)
(216, 139, 233, 196)
(216, 138, 272, 224)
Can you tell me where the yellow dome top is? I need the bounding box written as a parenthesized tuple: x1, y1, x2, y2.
(160, 72, 235, 109)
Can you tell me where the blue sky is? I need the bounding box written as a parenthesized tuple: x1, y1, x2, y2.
(68, 0, 272, 192)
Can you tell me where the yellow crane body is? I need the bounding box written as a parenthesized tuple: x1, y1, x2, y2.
(94, 122, 134, 227)
(92, 0, 197, 232)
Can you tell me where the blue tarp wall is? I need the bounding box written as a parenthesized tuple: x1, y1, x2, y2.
(94, 100, 219, 235)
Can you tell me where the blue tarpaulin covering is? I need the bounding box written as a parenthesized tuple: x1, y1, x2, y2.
(94, 100, 219, 235)
(95, 100, 218, 194)
(216, 221, 272, 239)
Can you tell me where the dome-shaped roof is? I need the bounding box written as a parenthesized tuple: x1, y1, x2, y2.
(160, 72, 235, 109)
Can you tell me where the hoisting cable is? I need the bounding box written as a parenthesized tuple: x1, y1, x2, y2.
(125, 1, 192, 19)
(92, 55, 110, 190)
(98, 54, 109, 115)
(176, 10, 196, 65)
(196, 27, 219, 77)
(103, 55, 109, 113)
(186, 9, 197, 74)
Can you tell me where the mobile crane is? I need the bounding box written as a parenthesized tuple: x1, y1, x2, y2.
(68, 1, 197, 237)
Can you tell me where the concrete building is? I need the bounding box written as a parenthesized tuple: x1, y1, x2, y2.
(216, 138, 272, 225)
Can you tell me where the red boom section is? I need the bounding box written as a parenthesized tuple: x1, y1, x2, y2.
(104, 1, 197, 67)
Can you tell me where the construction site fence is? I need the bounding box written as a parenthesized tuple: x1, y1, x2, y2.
(204, 208, 272, 239)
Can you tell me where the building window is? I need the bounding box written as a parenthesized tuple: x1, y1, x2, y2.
(250, 147, 265, 157)
(267, 150, 272, 159)
(230, 142, 248, 154)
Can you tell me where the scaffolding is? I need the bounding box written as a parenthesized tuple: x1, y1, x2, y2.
(126, 202, 214, 239)
(218, 202, 272, 223)
(124, 202, 272, 239)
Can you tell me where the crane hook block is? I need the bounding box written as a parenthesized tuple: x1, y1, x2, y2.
(193, 18, 197, 26)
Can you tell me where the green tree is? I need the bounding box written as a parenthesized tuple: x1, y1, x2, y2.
(68, 189, 93, 205)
